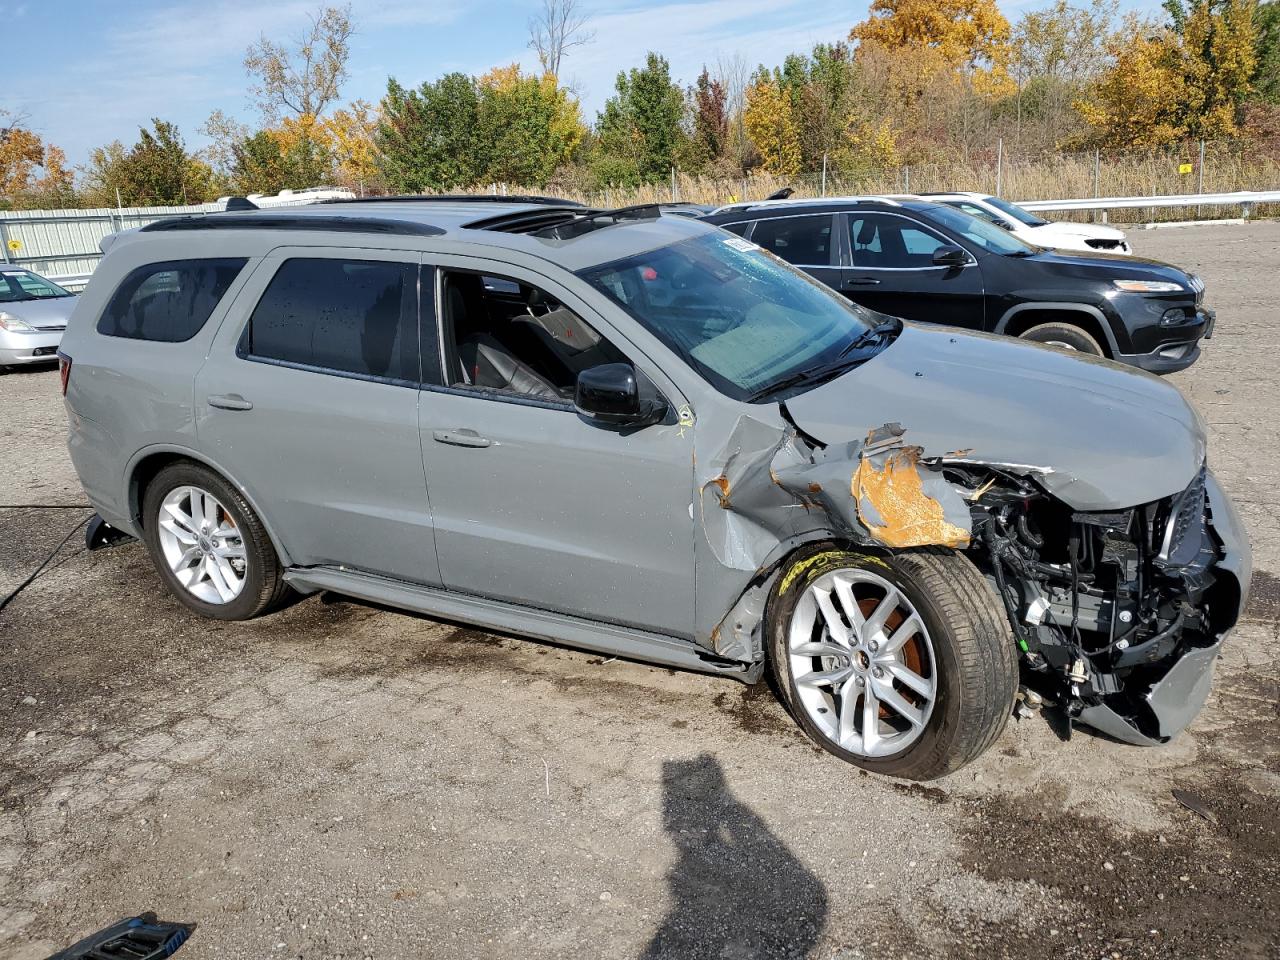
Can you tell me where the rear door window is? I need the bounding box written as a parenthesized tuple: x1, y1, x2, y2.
(748, 215, 835, 267)
(242, 258, 420, 385)
(97, 259, 247, 341)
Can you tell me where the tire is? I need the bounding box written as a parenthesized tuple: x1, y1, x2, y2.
(141, 461, 290, 620)
(1018, 321, 1105, 356)
(767, 547, 1017, 780)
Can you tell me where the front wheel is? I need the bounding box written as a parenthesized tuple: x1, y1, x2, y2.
(767, 548, 1017, 780)
(1018, 322, 1104, 356)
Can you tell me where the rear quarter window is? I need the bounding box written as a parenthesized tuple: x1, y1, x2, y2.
(97, 259, 247, 342)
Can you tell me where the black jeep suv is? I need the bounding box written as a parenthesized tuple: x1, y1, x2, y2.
(702, 197, 1214, 373)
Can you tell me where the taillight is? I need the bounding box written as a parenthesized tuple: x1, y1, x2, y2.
(57, 351, 72, 396)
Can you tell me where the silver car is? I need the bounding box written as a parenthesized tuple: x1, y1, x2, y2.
(0, 267, 77, 367)
(57, 198, 1250, 780)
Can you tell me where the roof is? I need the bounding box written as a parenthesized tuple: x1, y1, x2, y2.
(706, 193, 916, 215)
(131, 198, 718, 274)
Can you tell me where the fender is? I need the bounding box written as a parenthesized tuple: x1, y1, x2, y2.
(121, 443, 296, 567)
(994, 301, 1123, 356)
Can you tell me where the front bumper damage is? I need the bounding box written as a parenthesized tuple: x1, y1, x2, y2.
(694, 413, 1250, 747)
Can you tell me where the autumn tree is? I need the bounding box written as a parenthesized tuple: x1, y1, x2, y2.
(244, 4, 354, 121)
(1075, 32, 1187, 145)
(0, 114, 75, 207)
(743, 73, 802, 176)
(1169, 0, 1259, 138)
(322, 101, 380, 191)
(594, 53, 686, 185)
(527, 0, 593, 77)
(686, 68, 729, 172)
(850, 0, 1015, 93)
(1077, 0, 1258, 145)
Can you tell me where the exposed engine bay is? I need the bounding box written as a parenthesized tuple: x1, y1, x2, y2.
(947, 463, 1240, 743)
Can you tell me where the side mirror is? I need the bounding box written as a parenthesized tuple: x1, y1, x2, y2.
(932, 245, 970, 267)
(575, 363, 668, 426)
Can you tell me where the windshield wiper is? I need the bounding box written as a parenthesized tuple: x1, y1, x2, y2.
(749, 318, 901, 402)
(836, 316, 902, 359)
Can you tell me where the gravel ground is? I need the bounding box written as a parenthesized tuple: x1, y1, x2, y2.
(2, 222, 1278, 960)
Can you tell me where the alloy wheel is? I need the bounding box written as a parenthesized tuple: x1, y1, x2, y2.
(156, 485, 248, 604)
(786, 567, 938, 758)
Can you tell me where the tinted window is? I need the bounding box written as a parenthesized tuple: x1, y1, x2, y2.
(245, 258, 419, 384)
(748, 215, 833, 266)
(719, 222, 750, 237)
(98, 259, 246, 341)
(579, 232, 875, 402)
(850, 215, 950, 268)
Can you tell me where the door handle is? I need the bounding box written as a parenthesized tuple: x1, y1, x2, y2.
(844, 277, 881, 287)
(208, 394, 253, 411)
(432, 429, 491, 448)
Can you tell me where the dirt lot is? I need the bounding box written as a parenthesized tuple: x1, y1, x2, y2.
(2, 222, 1278, 960)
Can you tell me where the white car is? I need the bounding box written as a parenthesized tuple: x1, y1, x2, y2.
(920, 192, 1131, 255)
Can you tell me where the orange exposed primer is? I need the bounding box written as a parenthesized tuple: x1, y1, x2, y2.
(709, 475, 731, 509)
(851, 446, 970, 549)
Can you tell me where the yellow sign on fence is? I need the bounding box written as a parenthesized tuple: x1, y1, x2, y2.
(1178, 162, 1194, 175)
(6, 239, 20, 252)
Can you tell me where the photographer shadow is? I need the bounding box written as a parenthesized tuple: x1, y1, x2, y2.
(643, 754, 828, 960)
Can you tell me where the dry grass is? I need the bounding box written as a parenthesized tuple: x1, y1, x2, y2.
(472, 141, 1280, 223)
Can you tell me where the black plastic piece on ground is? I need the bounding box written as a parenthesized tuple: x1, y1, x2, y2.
(45, 913, 195, 959)
(85, 514, 136, 552)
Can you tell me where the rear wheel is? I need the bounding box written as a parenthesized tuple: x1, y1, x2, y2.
(767, 548, 1016, 780)
(1018, 322, 1104, 356)
(142, 462, 289, 620)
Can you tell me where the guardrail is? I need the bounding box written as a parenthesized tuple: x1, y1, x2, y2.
(1018, 190, 1280, 221)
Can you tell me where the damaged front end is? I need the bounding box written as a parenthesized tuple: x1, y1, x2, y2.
(696, 409, 1249, 747)
(955, 462, 1249, 744)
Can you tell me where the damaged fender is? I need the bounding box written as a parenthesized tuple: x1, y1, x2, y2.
(694, 415, 974, 661)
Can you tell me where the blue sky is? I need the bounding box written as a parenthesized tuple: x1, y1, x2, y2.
(4, 0, 1162, 168)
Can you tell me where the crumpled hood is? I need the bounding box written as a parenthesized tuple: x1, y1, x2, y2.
(782, 323, 1205, 511)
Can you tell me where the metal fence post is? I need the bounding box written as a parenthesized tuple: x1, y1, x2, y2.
(996, 137, 1003, 196)
(821, 154, 827, 197)
(671, 166, 677, 203)
(1093, 149, 1100, 198)
(0, 221, 11, 264)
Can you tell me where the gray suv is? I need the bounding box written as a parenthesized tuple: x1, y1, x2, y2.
(59, 198, 1250, 780)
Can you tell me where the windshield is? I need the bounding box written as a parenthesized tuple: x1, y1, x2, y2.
(923, 204, 1038, 256)
(0, 269, 73, 302)
(983, 195, 1050, 228)
(579, 232, 879, 401)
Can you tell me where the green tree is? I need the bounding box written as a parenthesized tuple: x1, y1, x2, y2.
(594, 52, 686, 185)
(475, 66, 585, 186)
(83, 120, 217, 206)
(1256, 0, 1280, 101)
(377, 74, 482, 192)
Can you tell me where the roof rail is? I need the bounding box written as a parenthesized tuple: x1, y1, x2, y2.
(322, 193, 586, 208)
(139, 214, 445, 237)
